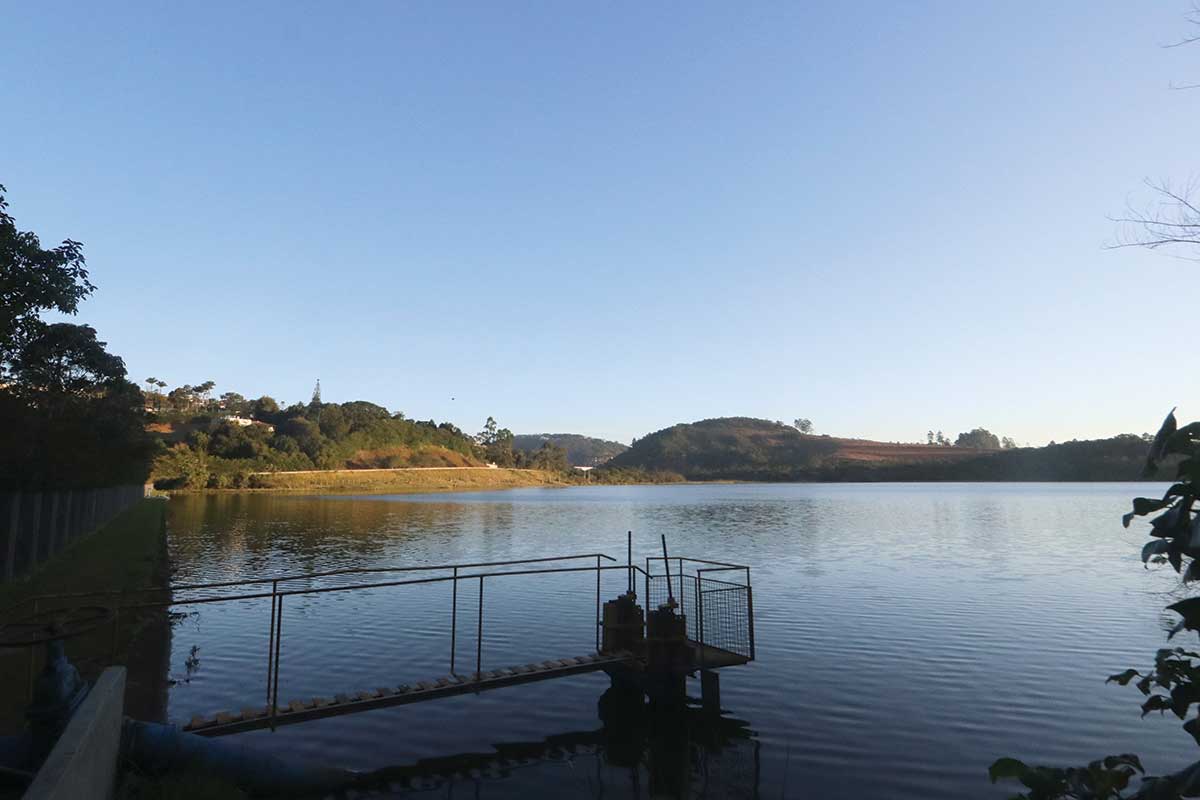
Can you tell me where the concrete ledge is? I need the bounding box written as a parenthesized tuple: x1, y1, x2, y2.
(24, 667, 126, 800)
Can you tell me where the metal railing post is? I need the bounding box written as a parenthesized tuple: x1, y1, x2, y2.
(627, 531, 633, 595)
(746, 584, 756, 661)
(271, 593, 284, 729)
(696, 575, 704, 670)
(595, 555, 601, 652)
(475, 576, 484, 680)
(266, 580, 278, 705)
(450, 566, 458, 674)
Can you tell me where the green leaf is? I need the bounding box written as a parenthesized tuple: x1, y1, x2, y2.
(989, 757, 1030, 783)
(1150, 502, 1190, 539)
(1170, 544, 1184, 573)
(1184, 717, 1200, 747)
(1134, 496, 1172, 516)
(1107, 668, 1140, 685)
(1168, 597, 1200, 640)
(1142, 694, 1174, 716)
(1143, 539, 1170, 565)
(1145, 408, 1179, 477)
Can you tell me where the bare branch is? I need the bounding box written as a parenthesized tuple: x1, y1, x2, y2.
(1164, 2, 1200, 48)
(1105, 179, 1200, 258)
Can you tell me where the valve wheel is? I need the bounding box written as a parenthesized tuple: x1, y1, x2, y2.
(0, 605, 113, 647)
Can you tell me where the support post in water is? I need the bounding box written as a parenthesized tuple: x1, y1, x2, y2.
(475, 575, 484, 680)
(450, 566, 458, 675)
(271, 593, 284, 730)
(661, 534, 673, 605)
(266, 580, 278, 705)
(595, 555, 601, 652)
(627, 530, 633, 595)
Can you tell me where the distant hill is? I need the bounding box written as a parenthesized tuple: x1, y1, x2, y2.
(602, 417, 1152, 482)
(513, 433, 628, 467)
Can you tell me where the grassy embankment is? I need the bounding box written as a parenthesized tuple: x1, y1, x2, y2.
(246, 466, 571, 493)
(0, 499, 170, 733)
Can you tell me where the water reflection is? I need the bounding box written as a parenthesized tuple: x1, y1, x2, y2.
(166, 484, 1196, 799)
(353, 689, 760, 799)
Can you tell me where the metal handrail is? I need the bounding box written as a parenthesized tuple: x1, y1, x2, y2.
(3, 552, 621, 611)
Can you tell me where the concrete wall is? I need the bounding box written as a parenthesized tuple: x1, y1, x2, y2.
(24, 667, 126, 800)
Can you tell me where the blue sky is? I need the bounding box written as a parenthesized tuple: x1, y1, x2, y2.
(2, 2, 1196, 445)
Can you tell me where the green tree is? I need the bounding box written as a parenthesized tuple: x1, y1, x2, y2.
(478, 416, 499, 446)
(12, 323, 126, 397)
(219, 392, 248, 415)
(955, 428, 1000, 449)
(0, 184, 94, 376)
(251, 395, 280, 421)
(194, 380, 216, 411)
(318, 404, 350, 440)
(794, 418, 814, 434)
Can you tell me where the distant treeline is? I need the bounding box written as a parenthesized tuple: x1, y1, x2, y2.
(512, 433, 628, 467)
(599, 417, 1155, 482)
(820, 436, 1153, 482)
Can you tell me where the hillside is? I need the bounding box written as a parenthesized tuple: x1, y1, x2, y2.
(149, 400, 488, 489)
(602, 417, 1151, 482)
(513, 433, 628, 466)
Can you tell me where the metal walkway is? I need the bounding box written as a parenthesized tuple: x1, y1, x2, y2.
(185, 650, 638, 737)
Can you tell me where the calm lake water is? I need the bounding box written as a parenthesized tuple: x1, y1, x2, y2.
(164, 483, 1194, 798)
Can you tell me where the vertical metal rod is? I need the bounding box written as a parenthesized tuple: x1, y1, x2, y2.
(271, 593, 284, 729)
(475, 576, 484, 680)
(746, 585, 756, 661)
(627, 531, 633, 595)
(450, 566, 458, 674)
(595, 555, 601, 653)
(266, 580, 277, 705)
(660, 535, 673, 604)
(696, 575, 705, 670)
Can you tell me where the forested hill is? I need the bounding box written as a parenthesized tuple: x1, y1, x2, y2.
(601, 417, 1153, 482)
(512, 434, 628, 466)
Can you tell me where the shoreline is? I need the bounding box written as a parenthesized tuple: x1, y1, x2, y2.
(184, 467, 576, 496)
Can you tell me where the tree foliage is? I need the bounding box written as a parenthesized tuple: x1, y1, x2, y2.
(956, 427, 1001, 449)
(605, 418, 1150, 483)
(0, 185, 150, 489)
(511, 433, 628, 467)
(0, 184, 94, 375)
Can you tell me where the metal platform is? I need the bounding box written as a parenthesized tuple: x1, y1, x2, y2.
(4, 544, 756, 737)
